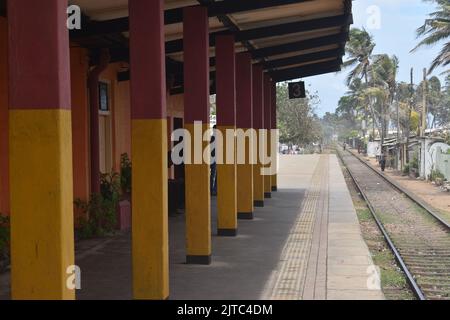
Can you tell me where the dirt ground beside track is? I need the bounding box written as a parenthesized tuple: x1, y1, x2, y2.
(354, 150, 450, 224)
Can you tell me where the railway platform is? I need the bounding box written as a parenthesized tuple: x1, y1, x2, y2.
(0, 154, 384, 300)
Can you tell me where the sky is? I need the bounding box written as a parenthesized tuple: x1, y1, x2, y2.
(304, 0, 445, 117)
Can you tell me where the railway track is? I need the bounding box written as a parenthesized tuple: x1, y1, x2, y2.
(337, 148, 450, 300)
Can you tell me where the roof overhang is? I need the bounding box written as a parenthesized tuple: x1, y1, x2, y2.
(0, 0, 353, 91)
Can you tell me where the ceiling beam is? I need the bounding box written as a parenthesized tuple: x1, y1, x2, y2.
(0, 0, 5, 16)
(97, 34, 346, 69)
(207, 0, 312, 17)
(251, 32, 348, 59)
(264, 48, 344, 70)
(165, 13, 351, 54)
(70, 0, 312, 39)
(273, 65, 341, 82)
(270, 59, 342, 82)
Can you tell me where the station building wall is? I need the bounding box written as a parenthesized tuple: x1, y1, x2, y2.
(0, 24, 186, 220)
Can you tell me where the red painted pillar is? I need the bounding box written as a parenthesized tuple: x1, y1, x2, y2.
(236, 52, 254, 219)
(271, 81, 278, 192)
(252, 65, 265, 207)
(263, 74, 272, 198)
(215, 34, 237, 236)
(0, 17, 9, 216)
(8, 0, 74, 299)
(129, 0, 169, 300)
(183, 6, 211, 265)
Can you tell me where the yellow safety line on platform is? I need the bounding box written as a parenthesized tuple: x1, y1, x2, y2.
(265, 155, 328, 300)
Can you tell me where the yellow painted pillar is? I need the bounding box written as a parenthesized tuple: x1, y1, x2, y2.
(263, 75, 272, 199)
(129, 0, 169, 299)
(185, 124, 212, 263)
(184, 7, 212, 264)
(252, 66, 265, 207)
(8, 1, 74, 299)
(216, 126, 237, 235)
(216, 35, 237, 236)
(236, 52, 254, 219)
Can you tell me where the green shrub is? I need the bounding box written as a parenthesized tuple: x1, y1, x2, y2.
(410, 155, 419, 170)
(0, 214, 10, 260)
(120, 153, 132, 196)
(430, 169, 445, 182)
(75, 172, 121, 239)
(403, 164, 410, 175)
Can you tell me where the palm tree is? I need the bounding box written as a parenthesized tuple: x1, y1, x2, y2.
(369, 54, 400, 145)
(343, 28, 377, 144)
(343, 28, 376, 85)
(412, 0, 450, 73)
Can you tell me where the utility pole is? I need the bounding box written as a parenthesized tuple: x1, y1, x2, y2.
(405, 68, 413, 164)
(396, 90, 400, 171)
(421, 68, 427, 180)
(422, 68, 427, 137)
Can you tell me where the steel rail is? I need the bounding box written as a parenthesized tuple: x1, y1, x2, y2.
(346, 149, 450, 231)
(336, 148, 426, 300)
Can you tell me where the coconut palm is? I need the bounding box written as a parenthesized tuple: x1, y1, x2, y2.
(369, 54, 400, 145)
(343, 28, 376, 85)
(343, 28, 377, 143)
(412, 0, 450, 73)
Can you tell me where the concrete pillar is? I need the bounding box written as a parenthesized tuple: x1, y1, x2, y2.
(215, 35, 237, 236)
(8, 0, 74, 299)
(252, 66, 265, 207)
(263, 75, 272, 199)
(184, 6, 211, 265)
(129, 0, 169, 299)
(0, 17, 9, 216)
(236, 53, 254, 219)
(70, 47, 90, 223)
(271, 81, 278, 192)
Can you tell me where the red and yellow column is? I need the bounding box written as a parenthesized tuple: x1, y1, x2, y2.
(263, 75, 272, 199)
(129, 0, 169, 300)
(236, 53, 254, 219)
(216, 35, 238, 236)
(271, 81, 278, 192)
(8, 0, 74, 299)
(252, 66, 265, 207)
(184, 6, 211, 264)
(0, 17, 9, 216)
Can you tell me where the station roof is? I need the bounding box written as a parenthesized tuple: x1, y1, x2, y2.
(1, 0, 353, 91)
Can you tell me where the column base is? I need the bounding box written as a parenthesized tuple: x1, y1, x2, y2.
(238, 212, 254, 220)
(217, 228, 238, 237)
(186, 255, 211, 265)
(254, 200, 264, 207)
(272, 186, 278, 192)
(264, 192, 272, 199)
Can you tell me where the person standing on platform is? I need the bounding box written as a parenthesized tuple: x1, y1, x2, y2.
(210, 125, 218, 196)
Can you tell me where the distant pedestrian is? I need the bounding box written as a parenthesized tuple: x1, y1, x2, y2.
(343, 143, 347, 151)
(380, 151, 386, 172)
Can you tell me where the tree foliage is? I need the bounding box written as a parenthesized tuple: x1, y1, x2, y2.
(277, 83, 322, 146)
(413, 0, 450, 74)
